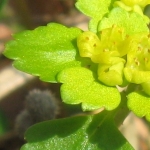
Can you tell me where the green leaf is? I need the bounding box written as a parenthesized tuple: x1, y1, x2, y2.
(57, 67, 121, 111)
(98, 7, 149, 35)
(75, 0, 112, 32)
(127, 92, 150, 121)
(88, 19, 100, 33)
(21, 111, 134, 150)
(3, 23, 83, 82)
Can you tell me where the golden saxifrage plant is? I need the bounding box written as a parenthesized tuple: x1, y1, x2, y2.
(3, 0, 150, 149)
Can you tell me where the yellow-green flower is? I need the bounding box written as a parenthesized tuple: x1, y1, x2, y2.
(77, 25, 129, 86)
(124, 33, 150, 84)
(77, 24, 150, 91)
(114, 0, 150, 19)
(77, 25, 128, 64)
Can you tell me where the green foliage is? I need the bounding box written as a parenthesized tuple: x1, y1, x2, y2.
(127, 92, 150, 121)
(21, 111, 134, 150)
(57, 67, 121, 111)
(75, 0, 113, 32)
(4, 23, 83, 82)
(3, 0, 150, 149)
(98, 7, 149, 34)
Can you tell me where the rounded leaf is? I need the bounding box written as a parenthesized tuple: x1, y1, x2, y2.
(57, 67, 121, 111)
(127, 92, 150, 121)
(3, 23, 83, 82)
(75, 0, 112, 32)
(98, 7, 149, 35)
(21, 112, 134, 150)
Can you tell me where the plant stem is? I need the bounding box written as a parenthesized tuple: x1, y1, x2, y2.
(114, 92, 130, 127)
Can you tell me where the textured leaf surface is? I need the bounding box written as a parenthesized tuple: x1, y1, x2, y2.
(75, 0, 112, 32)
(127, 92, 150, 121)
(99, 7, 149, 34)
(21, 111, 134, 150)
(57, 67, 121, 111)
(3, 23, 83, 82)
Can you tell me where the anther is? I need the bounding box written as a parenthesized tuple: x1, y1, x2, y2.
(118, 29, 122, 34)
(126, 35, 129, 38)
(104, 68, 109, 72)
(138, 46, 142, 51)
(85, 37, 89, 40)
(93, 43, 97, 47)
(144, 57, 148, 62)
(112, 24, 116, 28)
(134, 58, 140, 66)
(134, 57, 138, 61)
(135, 61, 140, 66)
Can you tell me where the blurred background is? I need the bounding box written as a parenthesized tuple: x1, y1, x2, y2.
(0, 0, 150, 150)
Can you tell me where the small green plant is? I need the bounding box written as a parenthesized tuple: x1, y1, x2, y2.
(3, 0, 150, 149)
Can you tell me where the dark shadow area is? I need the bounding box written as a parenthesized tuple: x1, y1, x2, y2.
(9, 0, 75, 29)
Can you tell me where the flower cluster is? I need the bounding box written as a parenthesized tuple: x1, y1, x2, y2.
(77, 25, 150, 95)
